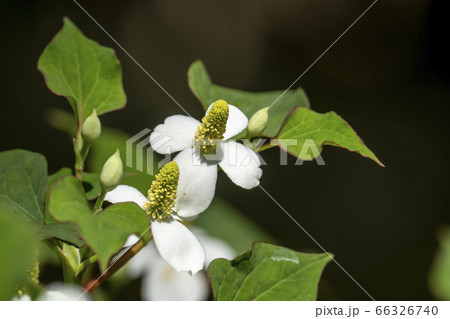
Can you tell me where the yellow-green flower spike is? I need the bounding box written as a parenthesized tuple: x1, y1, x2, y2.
(29, 260, 39, 284)
(144, 161, 180, 221)
(194, 99, 229, 154)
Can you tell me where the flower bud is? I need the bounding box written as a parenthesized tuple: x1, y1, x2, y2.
(247, 107, 269, 137)
(81, 109, 101, 144)
(100, 149, 123, 191)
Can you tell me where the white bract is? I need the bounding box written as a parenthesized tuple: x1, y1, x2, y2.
(105, 161, 205, 275)
(126, 228, 235, 300)
(150, 100, 263, 218)
(13, 284, 89, 301)
(38, 283, 88, 301)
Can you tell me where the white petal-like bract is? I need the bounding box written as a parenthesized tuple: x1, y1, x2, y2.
(193, 228, 236, 267)
(38, 283, 88, 301)
(219, 140, 262, 189)
(142, 257, 209, 301)
(173, 148, 218, 218)
(104, 185, 147, 209)
(150, 115, 199, 154)
(151, 218, 205, 275)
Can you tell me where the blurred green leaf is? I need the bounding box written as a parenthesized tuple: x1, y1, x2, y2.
(277, 107, 383, 166)
(196, 197, 276, 253)
(0, 213, 38, 300)
(38, 17, 126, 122)
(46, 168, 72, 209)
(188, 60, 310, 137)
(429, 227, 450, 300)
(0, 149, 47, 224)
(208, 242, 332, 301)
(38, 223, 84, 248)
(48, 176, 150, 270)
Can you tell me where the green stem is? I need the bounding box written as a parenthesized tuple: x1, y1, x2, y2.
(93, 189, 107, 215)
(74, 131, 91, 180)
(84, 236, 150, 293)
(74, 134, 84, 180)
(56, 246, 76, 283)
(80, 143, 90, 162)
(77, 255, 98, 275)
(44, 240, 76, 283)
(258, 142, 277, 152)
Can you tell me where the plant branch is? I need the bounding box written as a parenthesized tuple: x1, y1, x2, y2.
(83, 236, 149, 293)
(258, 142, 277, 152)
(93, 189, 106, 215)
(77, 255, 98, 275)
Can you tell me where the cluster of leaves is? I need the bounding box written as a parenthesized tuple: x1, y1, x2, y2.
(0, 17, 383, 300)
(188, 60, 383, 166)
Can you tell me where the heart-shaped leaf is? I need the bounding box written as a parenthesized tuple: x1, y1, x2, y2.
(38, 18, 126, 122)
(276, 107, 383, 166)
(188, 60, 310, 137)
(208, 242, 332, 301)
(48, 176, 150, 270)
(0, 149, 47, 224)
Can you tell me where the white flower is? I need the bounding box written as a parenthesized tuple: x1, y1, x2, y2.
(12, 294, 31, 301)
(105, 161, 206, 275)
(126, 228, 235, 300)
(12, 284, 89, 301)
(150, 100, 263, 218)
(38, 283, 89, 301)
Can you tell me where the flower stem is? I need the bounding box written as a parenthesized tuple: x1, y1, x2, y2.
(77, 255, 98, 275)
(93, 189, 106, 215)
(74, 132, 90, 180)
(74, 140, 83, 180)
(257, 142, 277, 152)
(45, 240, 77, 283)
(83, 237, 149, 293)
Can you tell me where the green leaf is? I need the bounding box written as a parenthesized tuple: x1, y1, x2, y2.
(44, 168, 85, 247)
(208, 242, 332, 301)
(0, 213, 38, 300)
(38, 17, 126, 122)
(82, 171, 101, 200)
(188, 60, 310, 137)
(196, 197, 276, 253)
(47, 168, 101, 201)
(46, 168, 72, 209)
(38, 223, 84, 248)
(0, 149, 47, 224)
(48, 176, 150, 270)
(429, 227, 450, 300)
(276, 107, 383, 166)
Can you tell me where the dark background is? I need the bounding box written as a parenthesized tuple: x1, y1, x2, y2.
(1, 0, 449, 300)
